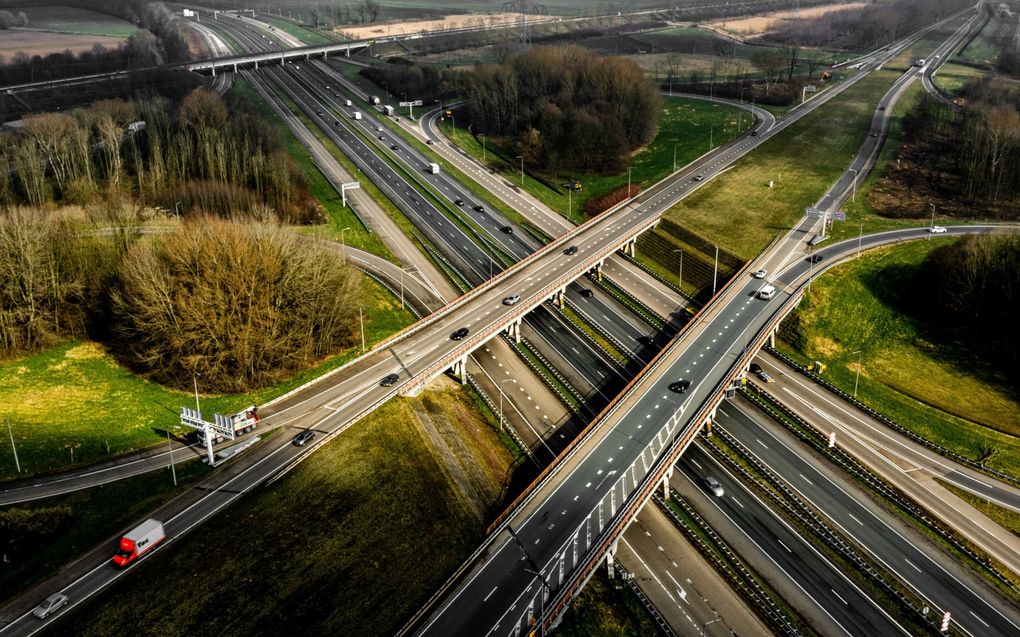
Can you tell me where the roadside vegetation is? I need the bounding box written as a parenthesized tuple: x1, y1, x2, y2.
(937, 479, 1020, 537)
(777, 239, 1020, 476)
(554, 571, 663, 637)
(0, 459, 209, 604)
(55, 382, 514, 637)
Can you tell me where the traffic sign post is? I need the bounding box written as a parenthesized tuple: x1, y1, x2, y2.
(398, 99, 423, 118)
(341, 181, 360, 207)
(180, 406, 216, 466)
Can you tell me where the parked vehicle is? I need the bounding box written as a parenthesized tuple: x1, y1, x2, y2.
(112, 519, 165, 567)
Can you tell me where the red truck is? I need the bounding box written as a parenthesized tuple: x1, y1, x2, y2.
(112, 519, 165, 567)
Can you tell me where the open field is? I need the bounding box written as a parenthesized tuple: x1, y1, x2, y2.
(261, 15, 335, 45)
(0, 459, 209, 605)
(14, 5, 137, 37)
(0, 30, 126, 58)
(707, 2, 868, 39)
(0, 276, 412, 482)
(338, 11, 529, 39)
(441, 95, 747, 223)
(56, 381, 514, 637)
(778, 240, 1020, 476)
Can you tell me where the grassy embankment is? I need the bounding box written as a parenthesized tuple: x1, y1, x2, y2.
(260, 15, 336, 45)
(0, 275, 412, 482)
(441, 95, 748, 224)
(937, 479, 1020, 537)
(55, 383, 515, 637)
(232, 77, 393, 258)
(777, 240, 1020, 476)
(0, 460, 210, 605)
(555, 571, 664, 637)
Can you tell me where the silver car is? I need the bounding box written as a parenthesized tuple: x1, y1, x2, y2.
(33, 593, 68, 619)
(702, 476, 724, 497)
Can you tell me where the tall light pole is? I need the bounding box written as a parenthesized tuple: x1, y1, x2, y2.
(5, 416, 20, 474)
(929, 202, 936, 238)
(517, 155, 524, 186)
(673, 144, 677, 172)
(479, 133, 486, 162)
(627, 166, 632, 197)
(712, 245, 719, 296)
(192, 372, 202, 414)
(497, 378, 513, 432)
(852, 349, 863, 398)
(340, 226, 351, 263)
(848, 168, 858, 202)
(673, 249, 683, 292)
(167, 428, 177, 486)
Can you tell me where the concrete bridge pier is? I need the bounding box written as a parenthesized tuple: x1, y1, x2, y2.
(661, 465, 674, 499)
(606, 538, 620, 578)
(622, 238, 637, 257)
(211, 66, 216, 77)
(305, 53, 310, 61)
(323, 51, 328, 60)
(280, 53, 284, 66)
(591, 259, 605, 281)
(769, 326, 777, 349)
(554, 288, 566, 308)
(505, 317, 522, 343)
(450, 355, 468, 385)
(254, 60, 259, 70)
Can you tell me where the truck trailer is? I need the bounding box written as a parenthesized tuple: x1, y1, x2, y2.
(197, 405, 259, 445)
(112, 519, 165, 567)
(382, 105, 395, 116)
(428, 163, 440, 175)
(369, 95, 381, 105)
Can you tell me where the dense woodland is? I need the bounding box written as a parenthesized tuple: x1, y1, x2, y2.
(920, 234, 1020, 383)
(0, 89, 320, 223)
(464, 45, 662, 173)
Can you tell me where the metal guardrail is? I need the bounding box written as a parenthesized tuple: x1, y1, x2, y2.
(616, 564, 678, 637)
(465, 372, 535, 465)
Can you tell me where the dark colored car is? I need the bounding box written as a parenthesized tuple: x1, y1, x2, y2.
(451, 327, 469, 340)
(637, 335, 653, 346)
(454, 199, 464, 206)
(292, 430, 316, 446)
(750, 130, 758, 136)
(580, 288, 594, 298)
(564, 245, 578, 255)
(669, 379, 692, 393)
(380, 373, 400, 387)
(809, 254, 824, 264)
(500, 226, 513, 234)
(391, 144, 399, 150)
(426, 139, 434, 145)
(474, 205, 485, 212)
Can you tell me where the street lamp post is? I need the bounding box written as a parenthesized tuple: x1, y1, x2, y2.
(929, 202, 936, 238)
(517, 155, 524, 186)
(849, 168, 858, 202)
(673, 144, 677, 172)
(712, 245, 719, 296)
(628, 166, 632, 197)
(852, 349, 863, 397)
(673, 249, 683, 292)
(167, 428, 177, 486)
(479, 133, 486, 161)
(340, 226, 351, 263)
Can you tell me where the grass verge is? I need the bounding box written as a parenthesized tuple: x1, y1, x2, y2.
(55, 381, 513, 637)
(554, 571, 664, 637)
(937, 479, 1020, 537)
(0, 460, 209, 605)
(777, 240, 1020, 475)
(260, 15, 336, 45)
(0, 277, 413, 482)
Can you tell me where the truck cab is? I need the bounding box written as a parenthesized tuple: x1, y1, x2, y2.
(112, 519, 165, 567)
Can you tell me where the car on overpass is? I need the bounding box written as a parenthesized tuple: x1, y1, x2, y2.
(668, 379, 691, 393)
(380, 373, 400, 387)
(503, 294, 521, 306)
(451, 327, 469, 341)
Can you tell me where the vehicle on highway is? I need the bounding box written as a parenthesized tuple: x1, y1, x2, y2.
(878, 105, 887, 111)
(451, 327, 469, 340)
(112, 519, 165, 567)
(702, 476, 724, 497)
(503, 294, 521, 306)
(929, 225, 947, 233)
(33, 593, 68, 620)
(580, 288, 594, 298)
(500, 226, 513, 234)
(753, 268, 767, 279)
(474, 205, 485, 212)
(809, 254, 824, 263)
(378, 135, 385, 140)
(292, 429, 316, 446)
(637, 335, 653, 346)
(429, 163, 440, 175)
(668, 379, 691, 393)
(454, 199, 464, 206)
(426, 139, 434, 145)
(753, 367, 774, 383)
(334, 120, 340, 126)
(564, 245, 578, 255)
(391, 144, 399, 151)
(750, 130, 758, 137)
(692, 174, 704, 181)
(380, 373, 400, 387)
(870, 132, 879, 137)
(758, 284, 777, 300)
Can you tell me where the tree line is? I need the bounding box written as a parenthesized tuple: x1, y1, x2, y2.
(0, 0, 190, 85)
(0, 210, 360, 392)
(0, 88, 321, 224)
(903, 77, 1020, 209)
(463, 45, 662, 173)
(0, 9, 27, 28)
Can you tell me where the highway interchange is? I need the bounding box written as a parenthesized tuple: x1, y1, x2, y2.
(2, 5, 1019, 637)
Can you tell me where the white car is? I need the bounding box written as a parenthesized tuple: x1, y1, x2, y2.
(929, 225, 947, 234)
(502, 294, 521, 306)
(33, 593, 68, 619)
(753, 268, 767, 279)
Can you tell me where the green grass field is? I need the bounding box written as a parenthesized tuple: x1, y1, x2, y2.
(778, 240, 1020, 476)
(56, 383, 513, 637)
(0, 276, 413, 482)
(18, 6, 137, 37)
(0, 459, 210, 605)
(441, 95, 748, 223)
(556, 572, 662, 636)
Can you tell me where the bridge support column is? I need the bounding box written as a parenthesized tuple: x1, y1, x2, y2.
(305, 53, 310, 61)
(769, 327, 777, 349)
(505, 318, 522, 343)
(323, 51, 328, 60)
(345, 46, 350, 58)
(254, 60, 258, 70)
(606, 539, 619, 579)
(280, 54, 284, 66)
(623, 238, 637, 257)
(555, 288, 566, 308)
(233, 63, 237, 73)
(662, 465, 674, 499)
(211, 66, 216, 77)
(592, 259, 604, 282)
(704, 415, 714, 437)
(450, 355, 468, 385)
